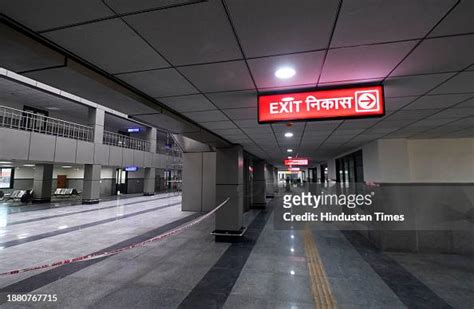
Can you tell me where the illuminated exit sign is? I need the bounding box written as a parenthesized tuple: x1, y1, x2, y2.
(284, 158, 308, 166)
(258, 85, 384, 123)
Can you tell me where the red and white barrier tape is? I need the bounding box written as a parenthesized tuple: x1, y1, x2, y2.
(0, 198, 230, 276)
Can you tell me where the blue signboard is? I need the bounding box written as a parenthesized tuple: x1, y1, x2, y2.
(125, 166, 138, 172)
(127, 128, 140, 133)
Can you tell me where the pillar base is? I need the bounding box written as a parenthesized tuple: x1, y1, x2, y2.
(212, 226, 247, 242)
(32, 198, 51, 204)
(144, 192, 155, 196)
(82, 199, 100, 205)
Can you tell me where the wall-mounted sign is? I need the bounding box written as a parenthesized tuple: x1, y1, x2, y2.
(258, 85, 384, 123)
(284, 158, 308, 166)
(124, 166, 138, 172)
(127, 128, 140, 133)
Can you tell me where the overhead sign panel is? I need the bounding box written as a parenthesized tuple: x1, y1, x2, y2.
(284, 159, 308, 166)
(258, 85, 384, 123)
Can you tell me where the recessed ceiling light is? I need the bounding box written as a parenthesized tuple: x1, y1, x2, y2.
(62, 166, 72, 168)
(275, 67, 296, 79)
(0, 161, 12, 164)
(287, 149, 293, 153)
(23, 164, 35, 167)
(288, 156, 292, 159)
(284, 132, 293, 138)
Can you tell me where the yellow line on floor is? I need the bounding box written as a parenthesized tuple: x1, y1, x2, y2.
(303, 227, 337, 309)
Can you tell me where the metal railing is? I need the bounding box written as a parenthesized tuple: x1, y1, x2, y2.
(0, 105, 93, 141)
(103, 130, 150, 152)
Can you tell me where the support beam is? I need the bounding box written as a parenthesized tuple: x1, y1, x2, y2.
(252, 160, 266, 208)
(32, 164, 53, 203)
(213, 145, 245, 238)
(82, 164, 101, 204)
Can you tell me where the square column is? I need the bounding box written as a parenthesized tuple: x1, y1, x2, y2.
(265, 164, 275, 198)
(143, 127, 157, 196)
(143, 168, 156, 196)
(82, 164, 101, 204)
(32, 164, 53, 203)
(252, 160, 266, 208)
(88, 107, 105, 144)
(214, 145, 245, 236)
(182, 152, 216, 212)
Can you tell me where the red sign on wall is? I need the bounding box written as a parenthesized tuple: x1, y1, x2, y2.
(284, 159, 308, 166)
(258, 85, 384, 123)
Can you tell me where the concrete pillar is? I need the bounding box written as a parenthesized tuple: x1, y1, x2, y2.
(88, 107, 105, 144)
(252, 160, 266, 208)
(182, 152, 216, 212)
(143, 168, 155, 196)
(82, 164, 101, 204)
(214, 145, 244, 235)
(265, 164, 274, 198)
(243, 156, 253, 212)
(143, 127, 157, 196)
(32, 164, 53, 203)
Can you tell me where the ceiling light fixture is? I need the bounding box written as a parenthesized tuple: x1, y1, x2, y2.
(0, 161, 12, 164)
(275, 67, 296, 79)
(287, 149, 293, 153)
(62, 166, 72, 168)
(288, 156, 292, 159)
(284, 132, 293, 138)
(23, 164, 35, 167)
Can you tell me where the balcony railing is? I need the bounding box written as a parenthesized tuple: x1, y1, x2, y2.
(0, 105, 93, 141)
(103, 130, 150, 152)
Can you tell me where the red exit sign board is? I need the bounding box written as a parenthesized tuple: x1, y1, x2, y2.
(258, 85, 384, 123)
(284, 159, 308, 166)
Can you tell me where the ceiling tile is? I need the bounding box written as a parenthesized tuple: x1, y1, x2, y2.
(184, 110, 228, 122)
(403, 94, 473, 110)
(388, 109, 439, 120)
(179, 61, 254, 92)
(248, 51, 325, 89)
(206, 90, 257, 109)
(160, 94, 215, 112)
(105, 0, 192, 14)
(1, 0, 114, 31)
(427, 108, 474, 119)
(385, 97, 417, 111)
(453, 97, 474, 108)
(117, 68, 198, 97)
(429, 0, 474, 37)
(226, 0, 339, 57)
(320, 41, 416, 83)
(44, 19, 169, 74)
(0, 24, 65, 72)
(392, 35, 474, 76)
(200, 121, 237, 130)
(331, 0, 455, 47)
(430, 71, 474, 94)
(124, 1, 242, 65)
(222, 107, 257, 120)
(234, 119, 261, 128)
(384, 73, 454, 97)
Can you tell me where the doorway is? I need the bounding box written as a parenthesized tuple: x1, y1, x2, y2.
(115, 168, 128, 194)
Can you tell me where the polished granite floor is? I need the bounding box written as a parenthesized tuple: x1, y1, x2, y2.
(0, 193, 472, 308)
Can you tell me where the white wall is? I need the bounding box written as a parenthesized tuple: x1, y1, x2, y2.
(357, 138, 474, 183)
(408, 138, 474, 182)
